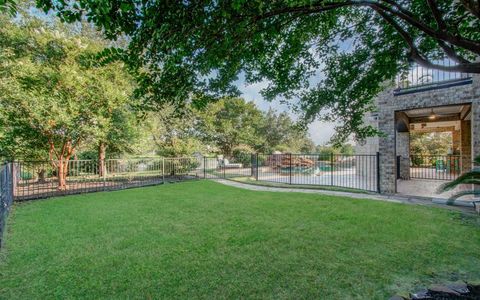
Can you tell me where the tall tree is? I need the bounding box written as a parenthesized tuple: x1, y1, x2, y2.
(31, 0, 480, 143)
(0, 16, 134, 189)
(258, 109, 314, 153)
(197, 98, 264, 157)
(143, 105, 206, 157)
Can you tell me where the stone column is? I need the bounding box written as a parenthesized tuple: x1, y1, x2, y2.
(396, 132, 410, 179)
(452, 130, 461, 155)
(472, 101, 480, 162)
(460, 120, 471, 172)
(472, 100, 480, 197)
(378, 91, 396, 194)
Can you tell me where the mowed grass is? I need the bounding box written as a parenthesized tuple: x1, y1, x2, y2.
(0, 181, 479, 299)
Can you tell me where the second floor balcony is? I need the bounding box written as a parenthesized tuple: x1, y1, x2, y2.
(394, 59, 472, 96)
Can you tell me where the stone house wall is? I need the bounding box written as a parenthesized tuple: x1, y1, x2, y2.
(376, 74, 480, 194)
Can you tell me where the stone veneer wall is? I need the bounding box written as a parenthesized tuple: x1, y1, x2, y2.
(396, 131, 410, 180)
(461, 120, 472, 172)
(452, 129, 461, 154)
(377, 75, 480, 194)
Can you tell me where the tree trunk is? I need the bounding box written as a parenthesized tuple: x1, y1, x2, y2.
(98, 142, 107, 177)
(57, 158, 67, 191)
(49, 138, 77, 191)
(222, 144, 233, 158)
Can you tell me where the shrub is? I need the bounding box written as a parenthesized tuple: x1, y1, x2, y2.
(20, 171, 33, 180)
(232, 145, 254, 167)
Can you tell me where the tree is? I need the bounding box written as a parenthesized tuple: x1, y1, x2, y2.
(0, 16, 134, 189)
(258, 109, 314, 153)
(315, 143, 354, 156)
(410, 132, 452, 156)
(31, 0, 480, 143)
(197, 98, 264, 157)
(143, 105, 206, 157)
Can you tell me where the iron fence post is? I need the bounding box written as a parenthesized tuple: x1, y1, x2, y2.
(289, 153, 292, 185)
(396, 155, 401, 179)
(330, 153, 334, 186)
(376, 152, 381, 193)
(255, 153, 259, 181)
(162, 157, 165, 183)
(102, 160, 106, 191)
(203, 156, 206, 179)
(8, 163, 13, 200)
(251, 153, 254, 177)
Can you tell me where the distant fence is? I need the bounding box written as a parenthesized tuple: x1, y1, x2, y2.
(409, 155, 464, 180)
(0, 163, 14, 248)
(205, 153, 380, 193)
(14, 157, 202, 201)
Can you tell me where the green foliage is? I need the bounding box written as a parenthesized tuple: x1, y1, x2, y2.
(0, 11, 316, 161)
(232, 145, 255, 167)
(76, 150, 98, 160)
(139, 98, 315, 157)
(19, 170, 33, 180)
(0, 14, 136, 161)
(164, 158, 200, 175)
(142, 105, 207, 157)
(258, 109, 313, 153)
(316, 144, 355, 158)
(0, 0, 16, 17)
(196, 98, 264, 156)
(441, 156, 480, 201)
(410, 132, 453, 156)
(30, 0, 480, 144)
(410, 132, 454, 167)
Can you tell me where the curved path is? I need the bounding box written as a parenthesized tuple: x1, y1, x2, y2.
(214, 179, 475, 213)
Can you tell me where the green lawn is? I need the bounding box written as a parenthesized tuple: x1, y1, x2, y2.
(1, 180, 479, 299)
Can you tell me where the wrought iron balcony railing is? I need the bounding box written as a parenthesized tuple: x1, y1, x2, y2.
(394, 59, 472, 95)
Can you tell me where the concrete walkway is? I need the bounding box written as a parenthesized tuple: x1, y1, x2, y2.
(214, 179, 475, 213)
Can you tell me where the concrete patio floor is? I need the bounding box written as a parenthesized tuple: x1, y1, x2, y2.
(396, 178, 475, 200)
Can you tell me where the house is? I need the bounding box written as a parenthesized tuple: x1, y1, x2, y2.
(356, 63, 479, 198)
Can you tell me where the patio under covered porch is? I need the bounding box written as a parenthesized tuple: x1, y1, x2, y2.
(395, 104, 474, 199)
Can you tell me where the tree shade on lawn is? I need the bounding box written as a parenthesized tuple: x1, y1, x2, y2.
(0, 181, 479, 298)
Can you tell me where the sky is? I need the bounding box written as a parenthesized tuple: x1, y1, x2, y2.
(234, 76, 337, 146)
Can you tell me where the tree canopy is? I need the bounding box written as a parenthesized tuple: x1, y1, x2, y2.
(410, 132, 453, 156)
(0, 14, 137, 187)
(141, 98, 315, 157)
(27, 0, 480, 143)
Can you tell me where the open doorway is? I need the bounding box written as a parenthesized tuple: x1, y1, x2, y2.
(395, 104, 472, 199)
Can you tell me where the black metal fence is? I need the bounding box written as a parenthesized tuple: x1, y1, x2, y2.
(8, 153, 380, 203)
(14, 157, 203, 201)
(207, 153, 380, 192)
(410, 155, 463, 180)
(395, 60, 471, 91)
(0, 163, 14, 248)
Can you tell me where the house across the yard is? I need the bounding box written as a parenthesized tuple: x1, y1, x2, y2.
(357, 62, 479, 199)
